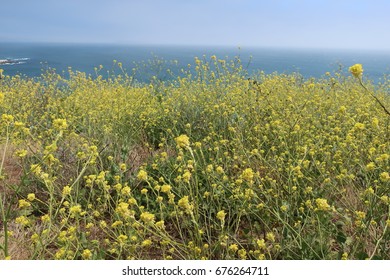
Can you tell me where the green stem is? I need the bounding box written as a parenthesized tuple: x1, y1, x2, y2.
(359, 78, 390, 116)
(0, 126, 10, 258)
(0, 195, 9, 258)
(369, 205, 390, 260)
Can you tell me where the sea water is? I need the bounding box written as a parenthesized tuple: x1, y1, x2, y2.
(1, 42, 390, 83)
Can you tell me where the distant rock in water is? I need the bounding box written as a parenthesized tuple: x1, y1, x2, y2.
(0, 58, 30, 65)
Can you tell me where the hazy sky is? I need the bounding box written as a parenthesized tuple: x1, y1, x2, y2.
(1, 0, 389, 50)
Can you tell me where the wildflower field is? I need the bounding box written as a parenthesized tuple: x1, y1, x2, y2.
(0, 57, 389, 260)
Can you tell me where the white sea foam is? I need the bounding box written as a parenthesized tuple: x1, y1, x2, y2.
(0, 58, 30, 65)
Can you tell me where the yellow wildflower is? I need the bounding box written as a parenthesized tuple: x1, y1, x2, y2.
(178, 196, 193, 213)
(69, 204, 82, 218)
(216, 166, 224, 174)
(1, 114, 14, 124)
(15, 215, 30, 226)
(380, 172, 389, 182)
(228, 244, 238, 252)
(15, 149, 28, 158)
(241, 168, 254, 182)
(115, 202, 130, 218)
(216, 210, 226, 222)
(175, 134, 190, 148)
(140, 212, 155, 224)
(349, 64, 363, 78)
(137, 169, 148, 181)
(41, 214, 50, 223)
(366, 162, 375, 171)
(155, 220, 165, 229)
(266, 232, 275, 242)
(111, 220, 123, 228)
(182, 170, 192, 183)
(53, 118, 68, 130)
(27, 193, 36, 201)
(18, 199, 31, 209)
(81, 249, 92, 260)
(141, 239, 152, 247)
(117, 234, 128, 243)
(120, 163, 127, 171)
(256, 239, 266, 250)
(161, 184, 172, 193)
(315, 198, 331, 211)
(280, 205, 288, 212)
(31, 233, 39, 243)
(141, 188, 148, 195)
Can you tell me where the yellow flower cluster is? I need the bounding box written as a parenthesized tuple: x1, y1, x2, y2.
(315, 198, 331, 211)
(175, 134, 190, 148)
(349, 64, 363, 78)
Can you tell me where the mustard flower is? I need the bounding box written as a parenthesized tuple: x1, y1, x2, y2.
(178, 196, 193, 213)
(117, 234, 128, 243)
(380, 172, 389, 182)
(1, 114, 14, 124)
(120, 163, 127, 171)
(238, 249, 247, 260)
(354, 122, 365, 130)
(69, 204, 82, 217)
(141, 239, 152, 247)
(55, 248, 66, 259)
(280, 205, 288, 212)
(18, 199, 31, 209)
(141, 188, 148, 195)
(182, 170, 192, 183)
(175, 134, 190, 148)
(115, 202, 130, 218)
(15, 149, 28, 158)
(121, 186, 131, 196)
(41, 214, 50, 223)
(366, 162, 375, 171)
(266, 232, 275, 242)
(161, 184, 172, 193)
(256, 238, 266, 250)
(137, 169, 148, 181)
(216, 166, 224, 174)
(315, 198, 331, 211)
(355, 211, 366, 220)
(216, 210, 226, 222)
(82, 249, 92, 260)
(155, 220, 165, 229)
(31, 233, 39, 243)
(380, 195, 389, 204)
(349, 64, 363, 78)
(241, 168, 254, 182)
(15, 215, 30, 226)
(128, 197, 137, 205)
(228, 244, 238, 252)
(140, 211, 155, 224)
(111, 220, 123, 228)
(53, 118, 68, 130)
(27, 193, 36, 201)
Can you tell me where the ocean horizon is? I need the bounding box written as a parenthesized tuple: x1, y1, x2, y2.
(1, 42, 390, 83)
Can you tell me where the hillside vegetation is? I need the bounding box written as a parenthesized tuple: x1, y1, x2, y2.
(0, 58, 389, 259)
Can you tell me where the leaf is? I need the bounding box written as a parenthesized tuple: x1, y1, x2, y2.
(336, 232, 346, 244)
(356, 251, 369, 260)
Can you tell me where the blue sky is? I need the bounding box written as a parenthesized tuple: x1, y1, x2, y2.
(1, 0, 389, 50)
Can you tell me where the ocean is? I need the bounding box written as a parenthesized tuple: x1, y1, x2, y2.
(1, 42, 390, 83)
